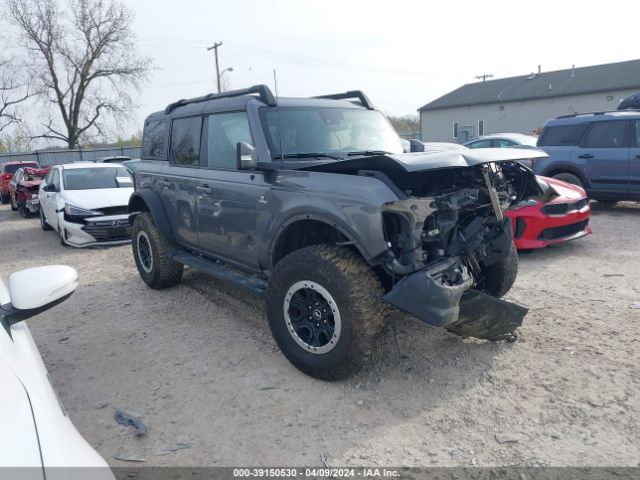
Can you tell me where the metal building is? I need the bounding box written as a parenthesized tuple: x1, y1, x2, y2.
(418, 59, 640, 143)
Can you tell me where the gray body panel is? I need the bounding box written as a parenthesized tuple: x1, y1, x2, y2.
(130, 88, 538, 332)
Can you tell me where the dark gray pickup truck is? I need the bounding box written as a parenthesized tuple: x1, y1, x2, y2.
(128, 85, 547, 380)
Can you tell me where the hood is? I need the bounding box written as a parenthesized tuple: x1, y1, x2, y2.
(0, 359, 43, 470)
(61, 188, 133, 210)
(541, 176, 587, 200)
(300, 147, 548, 174)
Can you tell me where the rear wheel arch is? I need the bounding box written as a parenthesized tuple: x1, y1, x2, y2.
(128, 190, 174, 242)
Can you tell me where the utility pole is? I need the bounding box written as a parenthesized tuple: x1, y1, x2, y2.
(475, 74, 494, 82)
(207, 42, 223, 92)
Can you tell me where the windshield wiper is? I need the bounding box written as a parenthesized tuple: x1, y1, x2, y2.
(346, 150, 390, 156)
(276, 152, 344, 160)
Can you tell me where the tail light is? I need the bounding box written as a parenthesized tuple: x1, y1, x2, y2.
(1, 173, 10, 180)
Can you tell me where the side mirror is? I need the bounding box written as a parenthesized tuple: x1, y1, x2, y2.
(236, 142, 257, 170)
(1, 266, 78, 335)
(43, 184, 57, 193)
(410, 139, 426, 153)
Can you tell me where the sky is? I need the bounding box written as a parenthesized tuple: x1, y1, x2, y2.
(4, 0, 640, 142)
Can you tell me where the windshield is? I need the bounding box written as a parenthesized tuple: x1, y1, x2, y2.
(260, 107, 404, 158)
(5, 163, 38, 174)
(63, 166, 132, 190)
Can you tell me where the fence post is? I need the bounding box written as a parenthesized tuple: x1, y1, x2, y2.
(36, 151, 40, 166)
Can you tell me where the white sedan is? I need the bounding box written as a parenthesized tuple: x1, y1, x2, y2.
(38, 163, 133, 247)
(0, 266, 114, 479)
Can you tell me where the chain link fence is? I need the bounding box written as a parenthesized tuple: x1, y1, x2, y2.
(0, 146, 141, 166)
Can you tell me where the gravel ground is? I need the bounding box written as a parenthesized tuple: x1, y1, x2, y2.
(0, 202, 639, 468)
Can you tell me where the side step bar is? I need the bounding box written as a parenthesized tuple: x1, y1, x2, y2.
(171, 250, 267, 296)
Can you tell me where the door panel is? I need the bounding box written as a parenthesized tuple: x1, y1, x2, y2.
(196, 112, 266, 269)
(630, 120, 640, 200)
(160, 116, 203, 247)
(572, 120, 630, 199)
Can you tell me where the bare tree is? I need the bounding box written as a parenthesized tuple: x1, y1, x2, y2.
(0, 56, 34, 134)
(7, 0, 152, 148)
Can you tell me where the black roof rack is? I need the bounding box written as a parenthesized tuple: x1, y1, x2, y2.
(314, 90, 374, 110)
(164, 84, 276, 114)
(555, 109, 640, 119)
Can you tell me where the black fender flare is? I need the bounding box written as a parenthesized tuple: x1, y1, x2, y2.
(128, 189, 175, 242)
(268, 213, 374, 270)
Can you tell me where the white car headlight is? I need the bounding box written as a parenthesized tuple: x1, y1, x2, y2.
(64, 204, 102, 218)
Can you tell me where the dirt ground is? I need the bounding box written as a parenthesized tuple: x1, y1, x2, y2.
(0, 202, 639, 468)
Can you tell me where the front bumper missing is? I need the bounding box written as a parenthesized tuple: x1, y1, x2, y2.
(383, 269, 527, 340)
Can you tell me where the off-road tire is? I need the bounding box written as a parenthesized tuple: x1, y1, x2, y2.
(479, 242, 518, 298)
(553, 172, 582, 188)
(40, 207, 53, 231)
(132, 212, 184, 289)
(266, 244, 388, 380)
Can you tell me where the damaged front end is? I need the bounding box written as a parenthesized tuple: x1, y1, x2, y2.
(380, 161, 536, 340)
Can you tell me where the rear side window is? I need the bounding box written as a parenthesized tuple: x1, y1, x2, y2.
(538, 124, 588, 146)
(494, 139, 517, 147)
(583, 121, 628, 148)
(467, 140, 492, 148)
(142, 120, 167, 159)
(170, 117, 202, 166)
(207, 112, 253, 169)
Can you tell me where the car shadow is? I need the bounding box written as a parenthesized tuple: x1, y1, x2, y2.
(589, 200, 640, 216)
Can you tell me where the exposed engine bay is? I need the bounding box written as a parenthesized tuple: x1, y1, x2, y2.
(380, 161, 538, 280)
(377, 161, 538, 339)
(300, 149, 545, 340)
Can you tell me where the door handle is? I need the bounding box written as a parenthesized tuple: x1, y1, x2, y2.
(578, 154, 594, 159)
(158, 180, 174, 190)
(635, 155, 640, 159)
(196, 186, 214, 195)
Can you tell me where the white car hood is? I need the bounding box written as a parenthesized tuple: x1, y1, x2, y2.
(62, 188, 133, 210)
(0, 358, 43, 472)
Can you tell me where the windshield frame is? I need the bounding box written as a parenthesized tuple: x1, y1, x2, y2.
(62, 166, 132, 191)
(258, 106, 403, 160)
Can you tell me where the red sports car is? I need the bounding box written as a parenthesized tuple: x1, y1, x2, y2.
(506, 176, 591, 250)
(8, 166, 51, 217)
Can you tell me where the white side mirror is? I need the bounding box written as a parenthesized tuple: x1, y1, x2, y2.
(1, 266, 78, 333)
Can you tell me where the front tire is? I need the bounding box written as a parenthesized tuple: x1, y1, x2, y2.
(40, 207, 53, 231)
(266, 245, 387, 380)
(479, 242, 518, 298)
(132, 212, 184, 289)
(10, 194, 17, 211)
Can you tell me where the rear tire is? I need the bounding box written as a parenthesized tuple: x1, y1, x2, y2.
(479, 242, 518, 298)
(132, 212, 184, 289)
(552, 172, 582, 187)
(40, 207, 53, 231)
(1, 193, 8, 205)
(266, 245, 387, 380)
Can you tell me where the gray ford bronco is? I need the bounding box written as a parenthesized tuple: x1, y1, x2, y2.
(128, 85, 546, 380)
